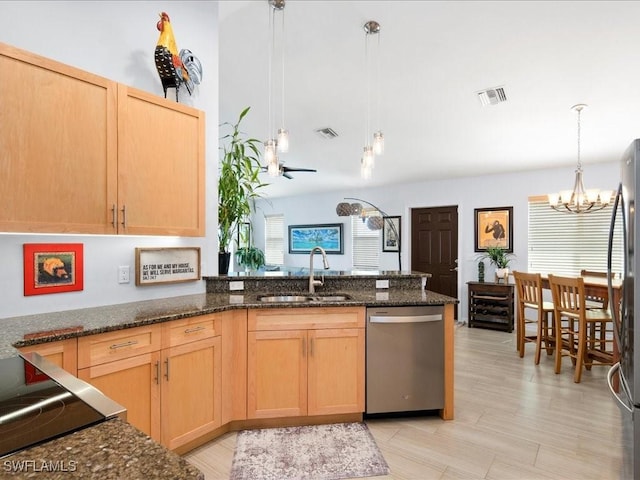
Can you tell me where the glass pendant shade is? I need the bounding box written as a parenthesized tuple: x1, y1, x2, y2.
(362, 146, 374, 169)
(277, 128, 289, 153)
(373, 131, 384, 155)
(267, 156, 280, 177)
(264, 139, 276, 166)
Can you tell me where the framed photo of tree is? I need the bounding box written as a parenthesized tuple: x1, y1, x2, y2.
(474, 206, 513, 252)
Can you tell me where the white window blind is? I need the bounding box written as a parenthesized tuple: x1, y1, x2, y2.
(264, 215, 284, 266)
(528, 198, 623, 277)
(352, 216, 380, 270)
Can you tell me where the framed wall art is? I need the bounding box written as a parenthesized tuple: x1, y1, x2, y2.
(135, 247, 201, 286)
(474, 206, 513, 252)
(23, 243, 84, 296)
(288, 223, 344, 254)
(382, 216, 401, 252)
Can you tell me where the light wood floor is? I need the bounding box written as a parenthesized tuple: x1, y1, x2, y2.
(183, 324, 624, 479)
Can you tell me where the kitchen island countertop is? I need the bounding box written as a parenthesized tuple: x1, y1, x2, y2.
(2, 417, 203, 479)
(2, 285, 457, 359)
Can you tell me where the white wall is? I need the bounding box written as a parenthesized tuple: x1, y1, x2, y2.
(253, 161, 621, 320)
(0, 1, 219, 318)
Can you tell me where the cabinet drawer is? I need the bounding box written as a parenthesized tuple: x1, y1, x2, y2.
(162, 314, 221, 348)
(248, 307, 365, 331)
(78, 324, 161, 368)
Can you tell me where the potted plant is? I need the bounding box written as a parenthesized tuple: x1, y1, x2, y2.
(218, 107, 267, 274)
(478, 246, 515, 281)
(235, 245, 266, 272)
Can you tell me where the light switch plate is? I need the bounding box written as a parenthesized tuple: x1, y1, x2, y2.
(376, 279, 389, 289)
(118, 266, 130, 284)
(229, 281, 244, 291)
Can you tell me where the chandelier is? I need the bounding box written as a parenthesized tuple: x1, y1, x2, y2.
(265, 0, 288, 177)
(547, 104, 613, 213)
(361, 21, 384, 179)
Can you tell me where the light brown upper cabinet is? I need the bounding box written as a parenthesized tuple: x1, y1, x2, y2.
(0, 42, 205, 236)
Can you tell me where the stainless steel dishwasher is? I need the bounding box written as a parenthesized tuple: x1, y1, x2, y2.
(366, 305, 444, 414)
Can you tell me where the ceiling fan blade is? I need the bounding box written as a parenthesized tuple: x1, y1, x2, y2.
(281, 166, 317, 173)
(282, 172, 294, 179)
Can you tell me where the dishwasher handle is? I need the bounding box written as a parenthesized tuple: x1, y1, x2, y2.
(369, 314, 442, 324)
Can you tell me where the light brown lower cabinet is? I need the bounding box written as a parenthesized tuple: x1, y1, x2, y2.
(19, 338, 78, 375)
(77, 315, 223, 450)
(247, 307, 365, 419)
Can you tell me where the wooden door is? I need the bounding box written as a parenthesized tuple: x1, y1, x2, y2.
(117, 85, 205, 236)
(247, 330, 307, 418)
(78, 351, 161, 441)
(307, 328, 365, 415)
(0, 43, 118, 234)
(160, 336, 221, 450)
(411, 206, 459, 316)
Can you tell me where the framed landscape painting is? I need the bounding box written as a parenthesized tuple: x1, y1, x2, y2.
(288, 223, 344, 254)
(474, 206, 513, 252)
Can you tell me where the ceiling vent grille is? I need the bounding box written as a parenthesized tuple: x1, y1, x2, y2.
(477, 86, 507, 106)
(315, 127, 339, 139)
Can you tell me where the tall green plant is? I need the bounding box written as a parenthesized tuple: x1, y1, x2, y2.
(218, 107, 267, 253)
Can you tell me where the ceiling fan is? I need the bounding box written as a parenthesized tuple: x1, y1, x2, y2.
(262, 163, 317, 179)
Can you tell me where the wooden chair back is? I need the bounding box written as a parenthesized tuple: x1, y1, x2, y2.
(548, 274, 584, 317)
(513, 271, 544, 308)
(579, 270, 611, 309)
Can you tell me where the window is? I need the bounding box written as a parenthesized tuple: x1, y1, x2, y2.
(264, 215, 284, 266)
(352, 216, 380, 270)
(528, 197, 623, 277)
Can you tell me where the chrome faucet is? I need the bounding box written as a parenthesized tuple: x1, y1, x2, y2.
(309, 246, 330, 293)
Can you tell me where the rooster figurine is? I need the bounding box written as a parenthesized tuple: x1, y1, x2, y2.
(155, 12, 203, 102)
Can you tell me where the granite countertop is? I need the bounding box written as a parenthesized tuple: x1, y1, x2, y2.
(2, 418, 202, 479)
(1, 286, 456, 359)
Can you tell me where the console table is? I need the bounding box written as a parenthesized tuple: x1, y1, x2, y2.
(467, 281, 514, 332)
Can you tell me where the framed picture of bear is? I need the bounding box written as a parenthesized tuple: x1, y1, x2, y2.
(474, 206, 513, 252)
(23, 243, 84, 296)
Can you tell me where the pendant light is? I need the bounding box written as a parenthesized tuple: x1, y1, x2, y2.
(361, 20, 383, 179)
(547, 104, 613, 213)
(265, 0, 288, 176)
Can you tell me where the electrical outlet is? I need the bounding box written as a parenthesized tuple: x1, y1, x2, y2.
(118, 266, 130, 284)
(376, 279, 389, 289)
(229, 281, 244, 291)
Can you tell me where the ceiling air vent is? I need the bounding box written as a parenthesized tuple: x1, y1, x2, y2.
(315, 127, 338, 139)
(477, 86, 507, 106)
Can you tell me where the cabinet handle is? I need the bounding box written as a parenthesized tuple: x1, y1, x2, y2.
(310, 338, 314, 356)
(184, 326, 206, 334)
(154, 360, 160, 385)
(109, 340, 138, 350)
(302, 340, 306, 358)
(164, 358, 170, 381)
(120, 205, 127, 228)
(111, 204, 117, 229)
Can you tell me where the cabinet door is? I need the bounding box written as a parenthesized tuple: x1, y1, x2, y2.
(161, 336, 221, 450)
(117, 85, 205, 237)
(307, 328, 365, 415)
(19, 338, 78, 375)
(0, 43, 118, 234)
(78, 351, 161, 441)
(247, 330, 307, 419)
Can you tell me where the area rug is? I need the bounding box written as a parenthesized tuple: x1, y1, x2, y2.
(229, 422, 390, 480)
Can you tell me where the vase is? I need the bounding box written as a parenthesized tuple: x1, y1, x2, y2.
(495, 267, 509, 282)
(218, 252, 231, 275)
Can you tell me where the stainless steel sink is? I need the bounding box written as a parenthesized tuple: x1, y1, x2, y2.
(258, 295, 312, 303)
(257, 294, 352, 303)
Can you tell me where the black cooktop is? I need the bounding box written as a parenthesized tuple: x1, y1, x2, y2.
(0, 356, 106, 458)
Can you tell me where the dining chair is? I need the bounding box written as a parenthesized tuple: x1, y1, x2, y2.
(513, 271, 555, 364)
(547, 274, 614, 383)
(579, 269, 614, 310)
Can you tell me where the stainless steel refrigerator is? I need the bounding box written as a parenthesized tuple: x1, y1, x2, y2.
(608, 138, 640, 480)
